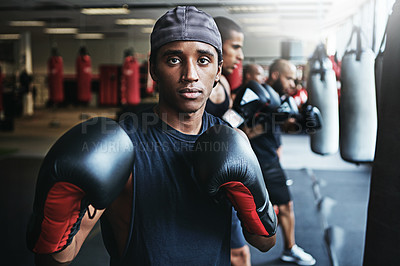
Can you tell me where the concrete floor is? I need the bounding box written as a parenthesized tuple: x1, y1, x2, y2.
(1, 106, 371, 266)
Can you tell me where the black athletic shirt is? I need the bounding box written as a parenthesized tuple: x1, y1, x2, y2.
(205, 83, 230, 118)
(102, 107, 235, 265)
(249, 112, 282, 165)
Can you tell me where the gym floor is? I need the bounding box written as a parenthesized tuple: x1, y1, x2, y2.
(1, 106, 371, 266)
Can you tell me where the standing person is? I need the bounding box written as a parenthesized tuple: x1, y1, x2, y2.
(76, 46, 92, 105)
(205, 17, 244, 118)
(47, 48, 64, 106)
(27, 6, 277, 265)
(240, 61, 316, 266)
(205, 17, 251, 266)
(242, 64, 266, 85)
(19, 68, 33, 116)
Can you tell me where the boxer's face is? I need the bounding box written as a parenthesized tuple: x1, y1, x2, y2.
(248, 65, 266, 85)
(222, 30, 244, 76)
(151, 41, 221, 114)
(272, 65, 296, 96)
(279, 67, 296, 96)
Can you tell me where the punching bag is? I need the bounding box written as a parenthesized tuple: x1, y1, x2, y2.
(48, 50, 64, 104)
(76, 47, 92, 103)
(121, 54, 140, 105)
(339, 27, 377, 163)
(364, 1, 400, 265)
(375, 21, 388, 116)
(307, 44, 339, 155)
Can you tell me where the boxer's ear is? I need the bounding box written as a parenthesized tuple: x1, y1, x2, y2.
(213, 63, 222, 87)
(149, 62, 158, 82)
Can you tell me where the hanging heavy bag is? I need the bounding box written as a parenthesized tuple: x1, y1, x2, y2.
(364, 1, 400, 265)
(307, 44, 339, 155)
(375, 21, 388, 116)
(122, 55, 141, 106)
(339, 26, 377, 163)
(48, 54, 64, 104)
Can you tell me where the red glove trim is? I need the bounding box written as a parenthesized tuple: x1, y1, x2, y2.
(220, 181, 269, 236)
(274, 205, 279, 215)
(33, 182, 85, 254)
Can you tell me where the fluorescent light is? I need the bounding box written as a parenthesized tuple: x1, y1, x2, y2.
(44, 28, 78, 34)
(141, 27, 153, 34)
(246, 26, 276, 33)
(75, 33, 104, 39)
(239, 17, 278, 24)
(9, 21, 45, 27)
(227, 3, 330, 14)
(0, 34, 20, 40)
(81, 8, 130, 15)
(115, 18, 155, 25)
(227, 5, 275, 13)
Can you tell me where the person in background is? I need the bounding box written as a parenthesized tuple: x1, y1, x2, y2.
(19, 69, 32, 94)
(242, 64, 266, 85)
(241, 60, 316, 266)
(205, 16, 251, 266)
(19, 68, 34, 116)
(205, 16, 244, 118)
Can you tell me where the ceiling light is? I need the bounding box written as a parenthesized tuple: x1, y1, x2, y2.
(141, 27, 153, 34)
(81, 8, 130, 15)
(44, 28, 78, 34)
(278, 6, 329, 13)
(9, 21, 45, 27)
(75, 33, 104, 39)
(115, 18, 155, 25)
(0, 34, 21, 40)
(227, 5, 275, 13)
(246, 26, 276, 33)
(239, 17, 279, 24)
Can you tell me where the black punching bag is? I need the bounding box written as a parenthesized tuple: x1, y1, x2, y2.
(375, 18, 388, 116)
(364, 1, 400, 265)
(339, 27, 377, 163)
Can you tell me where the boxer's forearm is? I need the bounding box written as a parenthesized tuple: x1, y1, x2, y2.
(35, 207, 103, 266)
(244, 230, 276, 252)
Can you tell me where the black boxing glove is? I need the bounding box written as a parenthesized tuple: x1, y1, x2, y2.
(246, 84, 281, 128)
(299, 104, 323, 132)
(223, 81, 275, 128)
(193, 125, 277, 236)
(262, 83, 281, 112)
(26, 117, 134, 254)
(274, 95, 299, 122)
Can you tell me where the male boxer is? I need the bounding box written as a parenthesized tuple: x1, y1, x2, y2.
(205, 17, 243, 118)
(239, 60, 317, 266)
(204, 16, 252, 266)
(27, 6, 277, 265)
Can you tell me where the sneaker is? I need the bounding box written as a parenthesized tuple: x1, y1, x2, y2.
(281, 244, 316, 266)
